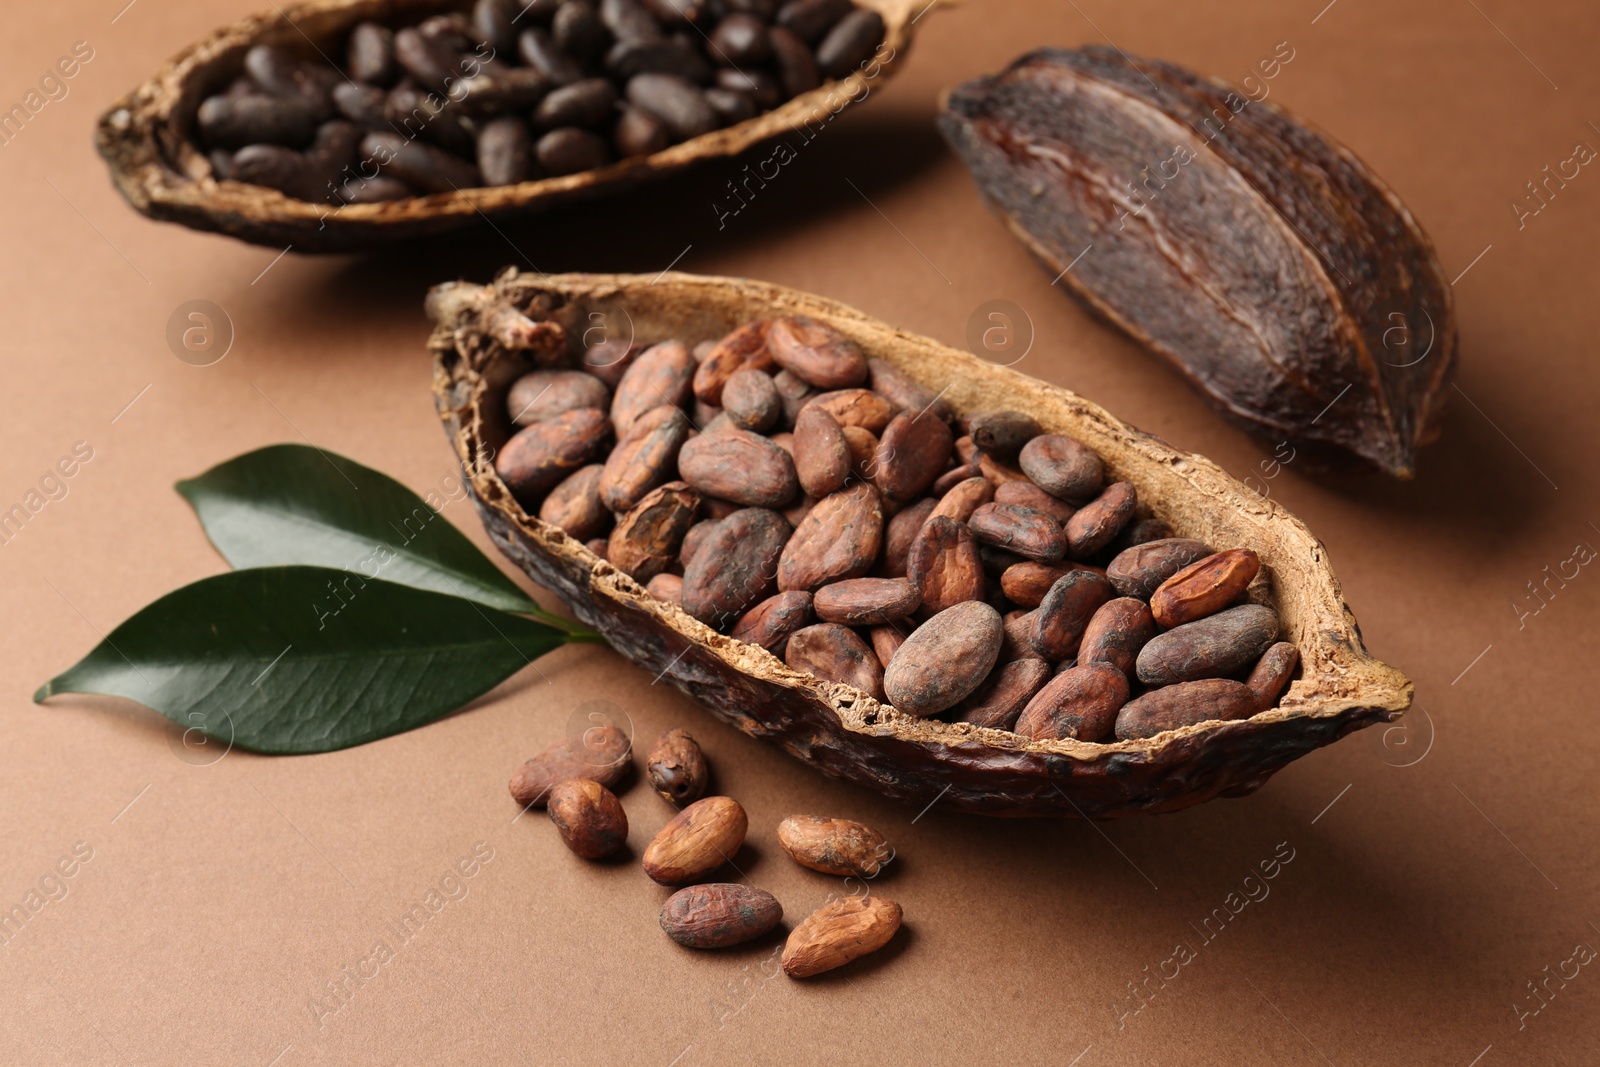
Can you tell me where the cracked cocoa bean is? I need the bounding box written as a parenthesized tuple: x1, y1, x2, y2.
(785, 623, 885, 700)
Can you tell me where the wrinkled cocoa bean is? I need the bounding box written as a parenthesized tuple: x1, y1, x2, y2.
(1115, 679, 1258, 740)
(785, 623, 885, 700)
(497, 407, 612, 501)
(611, 340, 696, 436)
(1077, 597, 1155, 676)
(777, 814, 892, 876)
(509, 726, 632, 807)
(1105, 538, 1214, 599)
(813, 577, 920, 625)
(968, 502, 1067, 563)
(906, 516, 984, 614)
(874, 412, 954, 503)
(730, 590, 814, 652)
(778, 482, 883, 591)
(1019, 434, 1104, 501)
(540, 464, 613, 541)
(607, 480, 701, 581)
(547, 778, 629, 858)
(882, 601, 1003, 715)
(1064, 481, 1137, 558)
(599, 404, 692, 511)
(661, 883, 783, 948)
(646, 727, 710, 803)
(1030, 570, 1115, 661)
(643, 795, 748, 885)
(1245, 641, 1300, 710)
(804, 388, 896, 433)
(957, 656, 1051, 730)
(1150, 548, 1261, 628)
(680, 507, 791, 626)
(1015, 663, 1129, 741)
(1136, 603, 1279, 686)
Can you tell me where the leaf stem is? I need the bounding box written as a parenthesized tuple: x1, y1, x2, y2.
(521, 605, 603, 642)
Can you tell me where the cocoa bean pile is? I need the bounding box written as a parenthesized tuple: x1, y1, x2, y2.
(512, 725, 901, 975)
(196, 0, 885, 204)
(498, 316, 1301, 742)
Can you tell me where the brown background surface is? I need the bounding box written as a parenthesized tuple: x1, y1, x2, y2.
(2, 0, 1596, 1063)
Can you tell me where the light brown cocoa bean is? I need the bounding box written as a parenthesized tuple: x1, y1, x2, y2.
(873, 412, 953, 503)
(954, 434, 978, 465)
(804, 388, 896, 433)
(968, 502, 1067, 562)
(906, 516, 984, 614)
(957, 656, 1051, 730)
(680, 507, 792, 627)
(878, 497, 935, 578)
(999, 561, 1070, 608)
(693, 321, 773, 404)
(660, 884, 783, 949)
(868, 357, 951, 422)
(1064, 481, 1137, 558)
(792, 404, 851, 498)
(1105, 538, 1214, 599)
(777, 815, 892, 876)
(1030, 570, 1115, 661)
(1115, 679, 1257, 740)
(1245, 641, 1299, 710)
(782, 495, 815, 527)
(611, 340, 695, 436)
(784, 623, 885, 701)
(1077, 597, 1155, 676)
(730, 590, 814, 653)
(496, 407, 611, 502)
(782, 894, 902, 978)
(646, 573, 683, 602)
(868, 624, 905, 667)
(547, 778, 629, 858)
(539, 463, 612, 541)
(607, 480, 700, 581)
(773, 368, 815, 425)
(778, 482, 883, 591)
(931, 463, 981, 497)
(598, 404, 691, 511)
(1150, 548, 1261, 627)
(585, 537, 609, 559)
(977, 452, 1030, 486)
(929, 476, 993, 524)
(678, 428, 799, 507)
(967, 410, 1041, 457)
(813, 577, 920, 625)
(1018, 433, 1104, 501)
(842, 425, 879, 480)
(720, 367, 782, 432)
(703, 496, 742, 520)
(993, 479, 1075, 523)
(1001, 609, 1037, 661)
(507, 369, 611, 425)
(1014, 663, 1129, 741)
(646, 727, 709, 804)
(509, 726, 632, 807)
(882, 600, 1003, 715)
(642, 795, 748, 885)
(582, 337, 641, 388)
(1136, 603, 1279, 686)
(767, 316, 870, 389)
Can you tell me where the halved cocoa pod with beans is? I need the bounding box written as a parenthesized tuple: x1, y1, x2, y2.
(431, 271, 1411, 819)
(96, 0, 933, 251)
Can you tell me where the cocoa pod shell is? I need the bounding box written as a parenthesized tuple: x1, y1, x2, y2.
(646, 727, 710, 804)
(509, 726, 632, 808)
(782, 894, 902, 978)
(547, 778, 629, 858)
(777, 814, 892, 876)
(661, 883, 783, 948)
(642, 795, 748, 885)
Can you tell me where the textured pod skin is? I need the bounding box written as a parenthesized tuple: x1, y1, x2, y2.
(939, 47, 1457, 478)
(646, 727, 710, 804)
(777, 815, 893, 876)
(782, 894, 902, 978)
(660, 884, 783, 948)
(509, 727, 632, 808)
(642, 796, 748, 884)
(547, 778, 629, 858)
(433, 272, 1412, 819)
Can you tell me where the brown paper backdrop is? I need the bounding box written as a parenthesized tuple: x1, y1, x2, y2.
(3, 0, 1597, 1063)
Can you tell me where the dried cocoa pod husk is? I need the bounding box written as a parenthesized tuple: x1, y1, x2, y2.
(660, 884, 783, 949)
(939, 47, 1457, 477)
(777, 814, 892, 876)
(97, 0, 932, 251)
(646, 727, 710, 804)
(433, 272, 1412, 819)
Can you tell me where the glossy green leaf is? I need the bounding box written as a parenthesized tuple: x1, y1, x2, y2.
(176, 443, 538, 615)
(34, 566, 568, 754)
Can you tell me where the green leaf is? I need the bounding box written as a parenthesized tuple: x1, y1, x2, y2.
(34, 566, 567, 754)
(176, 443, 539, 615)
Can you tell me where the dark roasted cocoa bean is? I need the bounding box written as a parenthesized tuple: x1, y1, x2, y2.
(627, 72, 718, 139)
(967, 410, 1041, 458)
(661, 884, 783, 948)
(332, 82, 389, 126)
(535, 78, 619, 128)
(229, 145, 314, 200)
(868, 624, 905, 667)
(1019, 434, 1104, 502)
(599, 404, 691, 511)
(196, 94, 316, 149)
(361, 131, 481, 192)
(776, 0, 852, 42)
(600, 0, 663, 41)
(681, 507, 791, 625)
(804, 388, 895, 433)
(554, 0, 610, 61)
(792, 405, 851, 499)
(606, 36, 712, 82)
(1015, 663, 1128, 741)
(874, 412, 953, 503)
(394, 27, 461, 90)
(548, 778, 629, 858)
(1064, 481, 1136, 558)
(615, 103, 673, 155)
(958, 657, 1052, 731)
(348, 22, 399, 86)
(477, 115, 536, 185)
(769, 25, 821, 97)
(1150, 548, 1262, 628)
(868, 358, 952, 423)
(731, 590, 813, 652)
(611, 340, 696, 435)
(646, 727, 709, 803)
(708, 13, 770, 65)
(475, 0, 522, 53)
(906, 516, 984, 615)
(497, 407, 612, 501)
(883, 601, 1004, 716)
(1115, 679, 1258, 740)
(1077, 597, 1155, 676)
(456, 69, 554, 114)
(929, 476, 993, 525)
(539, 464, 613, 540)
(785, 623, 884, 700)
(694, 322, 773, 404)
(1030, 570, 1115, 661)
(720, 367, 781, 432)
(968, 502, 1067, 563)
(678, 428, 799, 507)
(509, 726, 632, 807)
(813, 578, 920, 626)
(607, 480, 701, 581)
(1137, 603, 1279, 686)
(417, 13, 476, 48)
(766, 317, 869, 390)
(519, 27, 585, 84)
(815, 7, 884, 78)
(1245, 641, 1299, 710)
(244, 45, 334, 117)
(778, 482, 883, 591)
(1106, 538, 1215, 600)
(508, 369, 611, 426)
(536, 126, 611, 174)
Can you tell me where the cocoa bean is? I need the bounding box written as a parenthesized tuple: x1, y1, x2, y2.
(1015, 663, 1128, 741)
(792, 405, 852, 498)
(694, 321, 773, 404)
(929, 476, 993, 524)
(1150, 548, 1261, 627)
(868, 357, 952, 423)
(611, 340, 696, 436)
(968, 502, 1067, 563)
(930, 464, 981, 497)
(993, 479, 1075, 523)
(361, 131, 481, 192)
(615, 103, 672, 156)
(1113, 517, 1175, 552)
(1136, 604, 1279, 686)
(599, 404, 692, 511)
(874, 412, 953, 502)
(785, 623, 885, 700)
(680, 507, 791, 626)
(646, 572, 683, 601)
(777, 815, 892, 876)
(534, 77, 617, 127)
(539, 464, 613, 540)
(769, 25, 821, 97)
(773, 368, 815, 425)
(868, 624, 905, 667)
(782, 894, 901, 978)
(730, 590, 814, 652)
(678, 428, 799, 507)
(1077, 597, 1155, 676)
(642, 795, 748, 885)
(957, 656, 1051, 730)
(1115, 679, 1258, 740)
(720, 367, 782, 432)
(508, 369, 611, 426)
(1245, 641, 1300, 710)
(803, 388, 896, 433)
(680, 519, 719, 567)
(538, 126, 611, 174)
(547, 778, 629, 858)
(627, 72, 718, 140)
(1018, 434, 1104, 502)
(348, 22, 399, 86)
(1030, 570, 1115, 661)
(906, 516, 984, 614)
(954, 435, 978, 465)
(661, 884, 783, 948)
(1001, 609, 1036, 661)
(1105, 538, 1214, 599)
(509, 726, 632, 807)
(196, 94, 317, 149)
(776, 0, 853, 43)
(778, 482, 883, 591)
(766, 316, 870, 390)
(607, 480, 700, 581)
(999, 561, 1070, 609)
(882, 600, 1003, 715)
(497, 407, 612, 501)
(1064, 481, 1137, 558)
(977, 452, 1030, 486)
(841, 425, 879, 481)
(878, 497, 935, 578)
(966, 410, 1040, 458)
(813, 577, 920, 625)
(646, 727, 709, 804)
(815, 6, 883, 76)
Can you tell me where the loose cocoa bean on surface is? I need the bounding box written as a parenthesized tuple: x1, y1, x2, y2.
(1115, 678, 1258, 740)
(1106, 538, 1214, 599)
(777, 814, 892, 876)
(785, 623, 885, 700)
(782, 894, 902, 978)
(642, 795, 748, 885)
(509, 727, 632, 808)
(661, 884, 783, 948)
(1150, 548, 1261, 628)
(646, 728, 710, 804)
(1136, 603, 1279, 686)
(882, 601, 1003, 715)
(547, 778, 629, 858)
